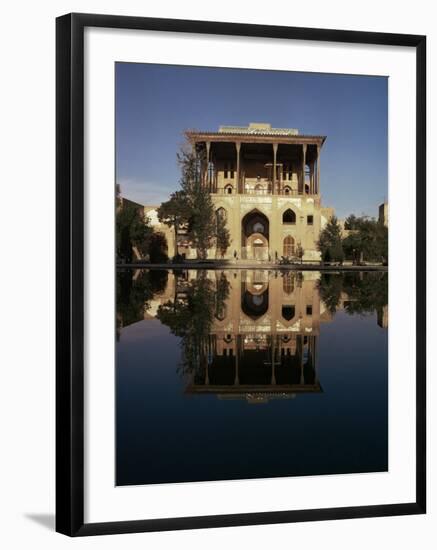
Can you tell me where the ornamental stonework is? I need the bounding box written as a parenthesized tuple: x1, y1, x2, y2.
(278, 197, 302, 208)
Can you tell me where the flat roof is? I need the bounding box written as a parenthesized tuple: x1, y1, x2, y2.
(186, 123, 326, 145)
(219, 123, 299, 136)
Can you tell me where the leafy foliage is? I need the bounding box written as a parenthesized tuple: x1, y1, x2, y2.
(317, 216, 344, 263)
(178, 149, 216, 259)
(157, 271, 230, 374)
(157, 191, 190, 246)
(116, 269, 168, 338)
(318, 273, 344, 313)
(340, 271, 388, 315)
(215, 211, 231, 258)
(148, 231, 168, 263)
(318, 214, 388, 265)
(343, 214, 360, 230)
(159, 146, 231, 260)
(116, 200, 152, 262)
(318, 271, 388, 317)
(342, 216, 388, 264)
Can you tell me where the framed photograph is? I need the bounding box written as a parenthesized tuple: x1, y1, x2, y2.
(56, 13, 426, 536)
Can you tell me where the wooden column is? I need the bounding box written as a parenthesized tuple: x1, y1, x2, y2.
(236, 142, 241, 194)
(302, 144, 307, 195)
(309, 160, 313, 194)
(205, 141, 211, 190)
(273, 143, 278, 194)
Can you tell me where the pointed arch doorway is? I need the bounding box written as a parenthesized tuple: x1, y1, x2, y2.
(241, 210, 270, 261)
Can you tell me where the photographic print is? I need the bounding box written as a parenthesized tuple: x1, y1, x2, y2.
(55, 14, 426, 535)
(115, 63, 388, 486)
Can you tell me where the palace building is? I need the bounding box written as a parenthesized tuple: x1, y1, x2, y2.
(178, 122, 333, 262)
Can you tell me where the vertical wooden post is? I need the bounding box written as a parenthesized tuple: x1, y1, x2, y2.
(236, 142, 241, 194)
(205, 141, 211, 190)
(302, 144, 307, 195)
(273, 143, 278, 194)
(310, 159, 314, 194)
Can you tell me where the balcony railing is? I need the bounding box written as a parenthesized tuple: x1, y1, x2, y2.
(211, 186, 310, 196)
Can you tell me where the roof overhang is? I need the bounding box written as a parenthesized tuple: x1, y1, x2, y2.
(185, 131, 326, 147)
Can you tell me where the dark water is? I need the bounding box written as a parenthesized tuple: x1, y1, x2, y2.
(116, 269, 388, 486)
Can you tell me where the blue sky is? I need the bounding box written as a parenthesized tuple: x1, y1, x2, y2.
(116, 63, 387, 219)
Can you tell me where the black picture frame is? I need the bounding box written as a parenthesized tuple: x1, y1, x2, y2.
(56, 12, 426, 537)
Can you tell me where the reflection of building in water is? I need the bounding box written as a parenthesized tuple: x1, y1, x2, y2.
(188, 333, 320, 404)
(118, 269, 387, 403)
(139, 269, 175, 319)
(184, 270, 328, 402)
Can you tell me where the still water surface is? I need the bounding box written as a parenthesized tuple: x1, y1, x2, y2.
(116, 269, 388, 486)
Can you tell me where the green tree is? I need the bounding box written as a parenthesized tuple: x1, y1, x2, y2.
(148, 232, 168, 263)
(116, 199, 152, 262)
(342, 216, 388, 264)
(176, 148, 216, 259)
(167, 147, 216, 259)
(374, 221, 388, 264)
(344, 214, 359, 230)
(317, 216, 344, 263)
(161, 145, 229, 261)
(342, 230, 362, 264)
(157, 191, 190, 256)
(215, 211, 231, 259)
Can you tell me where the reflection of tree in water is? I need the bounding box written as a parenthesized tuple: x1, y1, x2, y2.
(157, 271, 230, 375)
(341, 271, 388, 315)
(116, 269, 168, 339)
(318, 271, 388, 316)
(318, 273, 343, 314)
